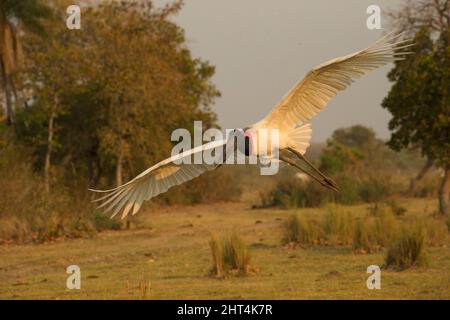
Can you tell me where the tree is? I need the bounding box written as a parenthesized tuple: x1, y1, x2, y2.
(384, 1, 450, 214)
(319, 136, 365, 177)
(331, 126, 378, 153)
(20, 12, 82, 192)
(387, 0, 450, 34)
(320, 126, 387, 176)
(17, 0, 220, 194)
(0, 0, 52, 126)
(80, 1, 219, 187)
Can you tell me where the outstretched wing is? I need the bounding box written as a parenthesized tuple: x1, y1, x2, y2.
(259, 32, 413, 130)
(90, 139, 229, 219)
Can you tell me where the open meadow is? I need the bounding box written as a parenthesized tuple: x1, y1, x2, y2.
(1, 198, 449, 300)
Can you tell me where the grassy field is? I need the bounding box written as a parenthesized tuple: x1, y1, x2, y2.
(0, 198, 449, 300)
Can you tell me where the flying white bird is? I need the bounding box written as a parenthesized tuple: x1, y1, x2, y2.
(90, 32, 413, 219)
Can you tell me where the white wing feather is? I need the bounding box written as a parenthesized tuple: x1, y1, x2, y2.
(258, 32, 414, 130)
(90, 139, 228, 218)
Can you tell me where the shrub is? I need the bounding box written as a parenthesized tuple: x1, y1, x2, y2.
(281, 206, 399, 250)
(358, 178, 390, 203)
(372, 206, 399, 247)
(282, 213, 323, 246)
(353, 218, 378, 253)
(385, 223, 428, 270)
(0, 155, 76, 242)
(92, 212, 122, 232)
(209, 232, 255, 277)
(0, 216, 31, 243)
(266, 176, 327, 209)
(161, 166, 242, 205)
(352, 208, 398, 253)
(333, 176, 362, 205)
(265, 174, 392, 209)
(324, 205, 355, 245)
(0, 138, 121, 243)
(282, 214, 301, 244)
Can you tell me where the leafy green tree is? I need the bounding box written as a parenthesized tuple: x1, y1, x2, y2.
(332, 125, 378, 151)
(319, 126, 381, 176)
(80, 1, 219, 187)
(384, 1, 450, 214)
(319, 141, 364, 177)
(19, 12, 83, 192)
(17, 0, 220, 194)
(0, 0, 52, 125)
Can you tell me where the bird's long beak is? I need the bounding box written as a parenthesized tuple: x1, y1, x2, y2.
(279, 154, 339, 193)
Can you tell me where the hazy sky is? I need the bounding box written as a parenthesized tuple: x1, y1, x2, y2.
(156, 0, 403, 142)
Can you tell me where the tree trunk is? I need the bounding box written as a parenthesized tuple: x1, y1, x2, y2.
(408, 158, 433, 195)
(44, 108, 56, 193)
(115, 147, 124, 187)
(0, 61, 14, 126)
(115, 147, 132, 229)
(439, 165, 450, 215)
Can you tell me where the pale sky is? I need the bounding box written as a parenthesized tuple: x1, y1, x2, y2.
(156, 0, 403, 142)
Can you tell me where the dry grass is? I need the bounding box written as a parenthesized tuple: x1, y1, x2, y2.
(353, 208, 398, 253)
(0, 200, 449, 299)
(385, 223, 428, 270)
(0, 143, 117, 243)
(353, 218, 376, 253)
(324, 205, 355, 245)
(282, 213, 323, 246)
(210, 232, 255, 277)
(123, 277, 151, 300)
(283, 204, 400, 251)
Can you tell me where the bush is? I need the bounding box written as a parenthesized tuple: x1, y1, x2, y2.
(385, 223, 428, 270)
(209, 232, 255, 277)
(35, 214, 96, 243)
(0, 138, 120, 243)
(372, 206, 398, 247)
(324, 205, 355, 245)
(282, 214, 301, 244)
(160, 166, 242, 205)
(92, 212, 122, 232)
(353, 208, 398, 253)
(358, 178, 390, 203)
(353, 218, 378, 253)
(268, 179, 325, 209)
(265, 174, 392, 209)
(281, 206, 399, 250)
(333, 176, 362, 205)
(282, 213, 323, 246)
(0, 216, 31, 243)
